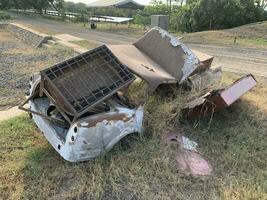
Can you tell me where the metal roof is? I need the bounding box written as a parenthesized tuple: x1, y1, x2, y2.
(90, 16, 133, 23)
(88, 0, 144, 9)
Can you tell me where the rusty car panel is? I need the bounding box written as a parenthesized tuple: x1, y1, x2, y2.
(108, 27, 201, 91)
(183, 74, 257, 118)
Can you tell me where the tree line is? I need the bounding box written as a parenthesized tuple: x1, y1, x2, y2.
(141, 0, 267, 32)
(0, 0, 266, 32)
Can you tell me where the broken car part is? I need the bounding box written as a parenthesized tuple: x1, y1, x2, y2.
(19, 44, 144, 162)
(183, 74, 257, 118)
(19, 26, 254, 163)
(19, 74, 144, 162)
(108, 27, 201, 92)
(191, 50, 214, 75)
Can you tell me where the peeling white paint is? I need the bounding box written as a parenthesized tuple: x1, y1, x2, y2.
(25, 70, 145, 162)
(154, 27, 200, 83)
(155, 26, 181, 47)
(31, 101, 144, 162)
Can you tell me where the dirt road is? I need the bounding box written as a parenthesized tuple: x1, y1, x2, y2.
(11, 14, 267, 78)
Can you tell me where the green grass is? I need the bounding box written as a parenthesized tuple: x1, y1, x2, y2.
(0, 72, 266, 199)
(237, 38, 267, 47)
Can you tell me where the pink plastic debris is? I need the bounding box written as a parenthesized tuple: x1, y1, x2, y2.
(176, 151, 212, 176)
(163, 130, 212, 176)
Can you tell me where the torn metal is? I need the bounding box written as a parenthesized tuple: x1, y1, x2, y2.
(19, 26, 257, 162)
(191, 50, 214, 75)
(182, 74, 257, 118)
(19, 44, 142, 162)
(108, 27, 202, 92)
(20, 74, 144, 162)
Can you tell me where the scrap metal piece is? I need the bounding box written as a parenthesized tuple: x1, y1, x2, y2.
(183, 74, 257, 118)
(40, 45, 135, 123)
(163, 130, 212, 176)
(189, 67, 222, 92)
(24, 75, 144, 162)
(191, 50, 214, 75)
(30, 98, 144, 162)
(108, 27, 201, 92)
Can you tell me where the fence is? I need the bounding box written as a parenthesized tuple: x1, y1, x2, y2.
(11, 9, 88, 22)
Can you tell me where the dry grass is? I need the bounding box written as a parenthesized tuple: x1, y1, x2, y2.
(70, 40, 100, 50)
(0, 72, 266, 200)
(180, 21, 267, 48)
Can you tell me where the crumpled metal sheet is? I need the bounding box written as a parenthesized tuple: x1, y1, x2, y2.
(108, 27, 201, 92)
(30, 97, 144, 162)
(191, 50, 214, 75)
(183, 74, 257, 118)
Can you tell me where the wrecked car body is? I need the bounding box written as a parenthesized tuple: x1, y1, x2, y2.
(19, 26, 257, 162)
(19, 46, 144, 162)
(29, 93, 144, 162)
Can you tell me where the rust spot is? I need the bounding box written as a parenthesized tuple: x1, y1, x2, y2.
(81, 113, 131, 128)
(83, 140, 88, 145)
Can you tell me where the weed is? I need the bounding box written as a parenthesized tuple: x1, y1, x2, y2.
(0, 73, 266, 199)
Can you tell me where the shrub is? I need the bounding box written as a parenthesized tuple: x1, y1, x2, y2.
(0, 11, 11, 20)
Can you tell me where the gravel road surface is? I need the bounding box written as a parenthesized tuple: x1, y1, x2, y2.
(11, 14, 267, 78)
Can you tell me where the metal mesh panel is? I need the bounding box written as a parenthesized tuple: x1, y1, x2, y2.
(41, 45, 135, 117)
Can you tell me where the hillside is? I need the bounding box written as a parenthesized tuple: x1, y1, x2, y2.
(181, 21, 267, 48)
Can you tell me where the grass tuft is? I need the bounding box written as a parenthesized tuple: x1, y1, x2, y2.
(0, 73, 266, 199)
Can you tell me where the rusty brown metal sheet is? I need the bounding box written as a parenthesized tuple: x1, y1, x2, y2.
(78, 113, 131, 128)
(191, 50, 214, 75)
(183, 74, 257, 118)
(108, 27, 201, 91)
(107, 44, 177, 91)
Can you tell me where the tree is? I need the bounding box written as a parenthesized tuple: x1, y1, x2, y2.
(0, 0, 14, 9)
(255, 0, 267, 9)
(29, 0, 50, 13)
(48, 0, 65, 12)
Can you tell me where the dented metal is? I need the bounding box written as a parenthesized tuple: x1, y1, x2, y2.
(183, 74, 257, 118)
(28, 75, 144, 162)
(108, 27, 201, 92)
(19, 26, 257, 163)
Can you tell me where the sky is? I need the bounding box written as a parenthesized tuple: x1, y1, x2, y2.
(67, 0, 151, 5)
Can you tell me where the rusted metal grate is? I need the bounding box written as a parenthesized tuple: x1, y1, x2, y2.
(41, 45, 135, 121)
